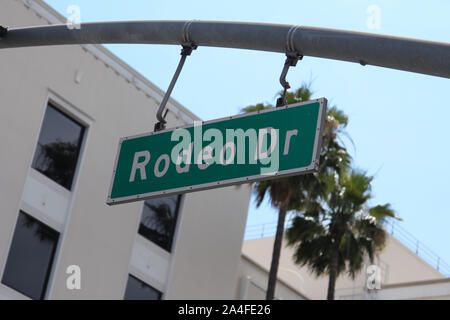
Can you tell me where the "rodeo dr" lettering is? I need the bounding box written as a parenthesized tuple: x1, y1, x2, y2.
(128, 121, 299, 183)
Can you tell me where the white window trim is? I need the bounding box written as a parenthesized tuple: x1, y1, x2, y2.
(43, 89, 93, 299)
(124, 195, 185, 299)
(124, 272, 163, 300)
(0, 89, 93, 300)
(162, 194, 186, 299)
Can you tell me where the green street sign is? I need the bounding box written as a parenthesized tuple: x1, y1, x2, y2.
(107, 98, 327, 205)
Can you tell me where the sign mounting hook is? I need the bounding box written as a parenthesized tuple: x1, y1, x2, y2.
(276, 25, 303, 108)
(154, 21, 197, 132)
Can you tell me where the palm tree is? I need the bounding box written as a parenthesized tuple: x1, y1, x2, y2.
(286, 168, 399, 300)
(241, 85, 350, 300)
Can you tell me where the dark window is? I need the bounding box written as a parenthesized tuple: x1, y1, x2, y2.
(1, 211, 59, 300)
(124, 275, 162, 300)
(32, 103, 85, 190)
(139, 195, 181, 252)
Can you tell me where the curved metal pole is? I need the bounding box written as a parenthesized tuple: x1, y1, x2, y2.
(0, 21, 449, 78)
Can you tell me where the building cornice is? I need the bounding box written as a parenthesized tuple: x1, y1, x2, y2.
(20, 0, 199, 125)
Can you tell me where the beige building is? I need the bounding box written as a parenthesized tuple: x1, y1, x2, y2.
(1, 0, 448, 300)
(0, 0, 251, 300)
(238, 229, 450, 300)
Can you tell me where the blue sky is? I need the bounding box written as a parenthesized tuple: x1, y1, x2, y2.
(44, 1, 450, 267)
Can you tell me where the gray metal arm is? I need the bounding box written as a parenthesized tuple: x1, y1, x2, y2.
(0, 21, 449, 78)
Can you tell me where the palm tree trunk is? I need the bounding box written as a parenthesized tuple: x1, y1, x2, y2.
(327, 249, 339, 300)
(266, 205, 288, 300)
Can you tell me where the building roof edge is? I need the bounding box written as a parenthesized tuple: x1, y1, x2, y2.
(22, 0, 200, 124)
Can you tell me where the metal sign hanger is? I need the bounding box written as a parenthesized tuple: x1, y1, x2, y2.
(154, 21, 197, 132)
(276, 25, 303, 108)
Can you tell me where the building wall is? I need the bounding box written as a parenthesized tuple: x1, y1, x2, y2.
(375, 235, 443, 284)
(0, 0, 251, 299)
(378, 278, 450, 300)
(237, 255, 307, 300)
(166, 185, 251, 300)
(241, 233, 444, 300)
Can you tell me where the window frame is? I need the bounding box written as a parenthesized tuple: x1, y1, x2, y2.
(19, 91, 93, 300)
(31, 102, 86, 191)
(1, 211, 60, 300)
(123, 274, 162, 300)
(32, 104, 85, 190)
(138, 194, 183, 253)
(40, 90, 94, 299)
(31, 91, 93, 194)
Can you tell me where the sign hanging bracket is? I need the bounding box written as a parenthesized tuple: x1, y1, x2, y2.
(154, 21, 197, 132)
(276, 25, 303, 107)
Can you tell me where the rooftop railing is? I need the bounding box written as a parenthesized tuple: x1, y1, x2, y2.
(244, 217, 450, 277)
